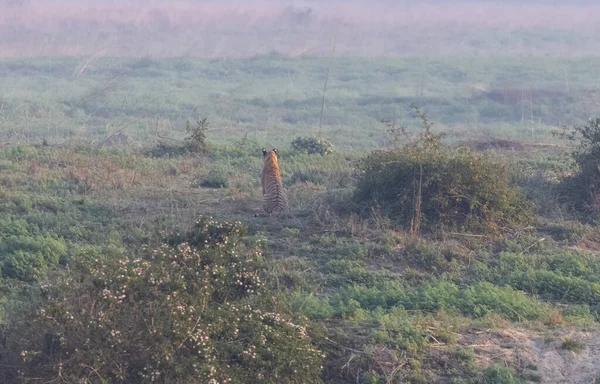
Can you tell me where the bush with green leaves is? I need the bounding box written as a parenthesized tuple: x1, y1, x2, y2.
(0, 233, 67, 282)
(355, 107, 530, 233)
(291, 136, 333, 155)
(482, 364, 524, 384)
(184, 118, 209, 154)
(0, 217, 323, 383)
(556, 117, 600, 214)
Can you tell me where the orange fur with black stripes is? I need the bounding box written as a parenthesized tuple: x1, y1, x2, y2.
(261, 148, 288, 215)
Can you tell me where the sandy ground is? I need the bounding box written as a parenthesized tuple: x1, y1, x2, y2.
(434, 327, 600, 383)
(531, 331, 600, 384)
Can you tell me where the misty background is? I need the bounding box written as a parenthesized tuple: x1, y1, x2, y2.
(0, 0, 599, 58)
(0, 0, 599, 149)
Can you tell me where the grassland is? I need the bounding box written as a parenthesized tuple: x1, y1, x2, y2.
(1, 55, 600, 150)
(1, 53, 600, 383)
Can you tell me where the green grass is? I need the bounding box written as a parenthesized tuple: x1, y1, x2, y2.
(0, 138, 596, 383)
(1, 56, 600, 149)
(561, 337, 585, 354)
(0, 55, 599, 382)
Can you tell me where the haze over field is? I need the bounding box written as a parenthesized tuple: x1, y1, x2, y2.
(0, 0, 599, 57)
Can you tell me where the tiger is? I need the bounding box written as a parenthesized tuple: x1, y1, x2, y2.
(260, 148, 288, 215)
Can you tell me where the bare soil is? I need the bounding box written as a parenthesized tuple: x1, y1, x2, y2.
(436, 327, 600, 383)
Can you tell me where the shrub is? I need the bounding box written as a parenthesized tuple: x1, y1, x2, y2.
(482, 364, 524, 384)
(184, 118, 209, 154)
(556, 117, 600, 214)
(281, 227, 300, 240)
(291, 136, 333, 155)
(0, 217, 323, 383)
(146, 119, 209, 158)
(355, 106, 530, 233)
(0, 234, 67, 282)
(561, 337, 584, 353)
(370, 307, 428, 353)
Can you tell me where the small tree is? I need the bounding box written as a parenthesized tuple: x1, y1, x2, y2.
(147, 119, 209, 158)
(185, 118, 209, 153)
(355, 105, 530, 233)
(556, 117, 600, 214)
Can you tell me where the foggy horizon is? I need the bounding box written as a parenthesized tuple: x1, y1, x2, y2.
(0, 0, 599, 57)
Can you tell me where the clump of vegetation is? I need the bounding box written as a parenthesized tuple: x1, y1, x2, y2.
(291, 136, 333, 155)
(461, 246, 600, 325)
(556, 118, 600, 215)
(146, 140, 190, 158)
(0, 217, 323, 383)
(184, 118, 209, 154)
(482, 364, 524, 384)
(147, 119, 209, 158)
(0, 233, 67, 282)
(355, 106, 531, 233)
(198, 165, 231, 189)
(561, 337, 584, 354)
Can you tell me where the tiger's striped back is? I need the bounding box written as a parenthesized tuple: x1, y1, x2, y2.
(261, 148, 288, 215)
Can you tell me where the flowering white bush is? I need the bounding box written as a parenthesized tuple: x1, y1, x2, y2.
(1, 217, 323, 383)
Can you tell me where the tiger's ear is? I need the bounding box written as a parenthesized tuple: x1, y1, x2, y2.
(262, 148, 267, 157)
(272, 148, 278, 154)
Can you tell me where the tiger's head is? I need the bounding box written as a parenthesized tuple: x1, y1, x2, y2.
(262, 148, 278, 163)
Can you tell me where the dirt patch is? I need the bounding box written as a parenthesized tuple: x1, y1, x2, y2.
(532, 331, 600, 384)
(434, 327, 600, 383)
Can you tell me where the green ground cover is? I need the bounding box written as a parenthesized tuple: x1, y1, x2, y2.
(0, 56, 599, 383)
